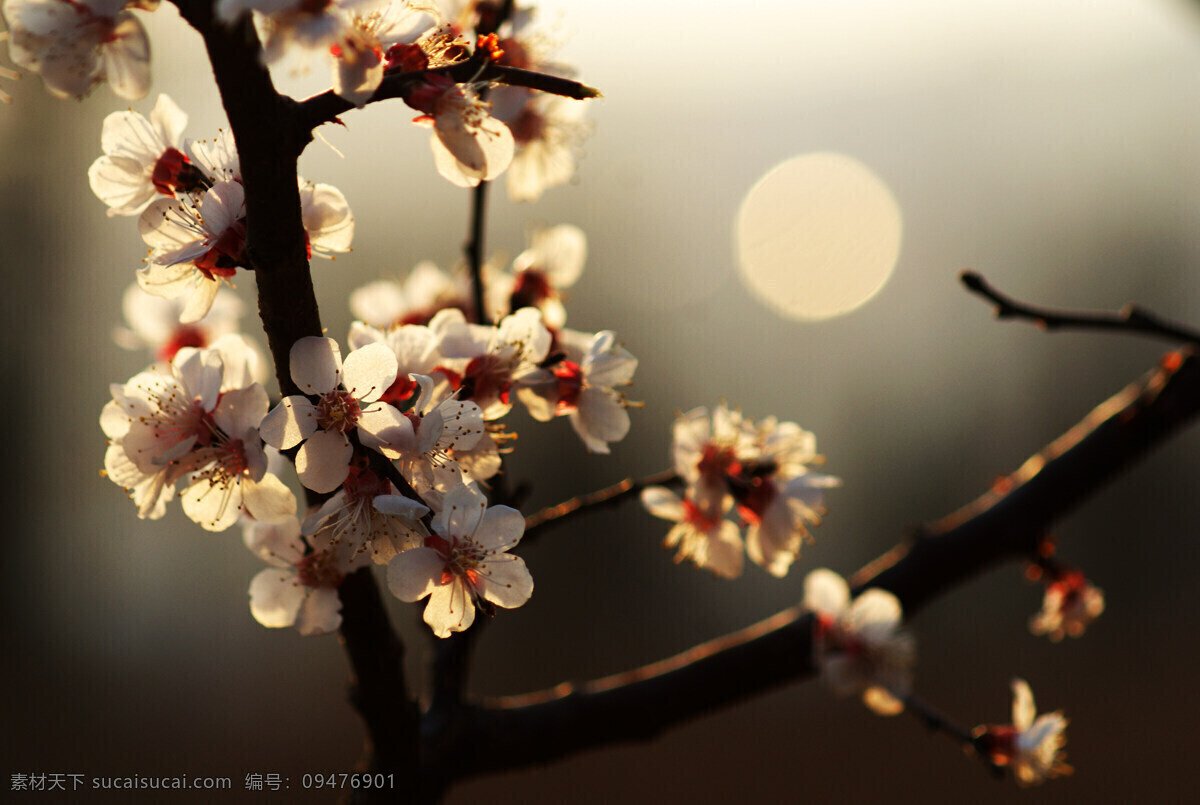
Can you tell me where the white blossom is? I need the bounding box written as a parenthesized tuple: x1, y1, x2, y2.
(803, 568, 915, 715)
(387, 482, 531, 637)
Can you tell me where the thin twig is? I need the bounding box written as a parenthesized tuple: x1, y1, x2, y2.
(297, 59, 600, 144)
(523, 469, 681, 537)
(903, 691, 976, 746)
(465, 181, 491, 325)
(961, 270, 1200, 344)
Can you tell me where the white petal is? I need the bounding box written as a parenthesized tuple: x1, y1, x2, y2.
(294, 588, 343, 635)
(249, 569, 304, 628)
(296, 430, 352, 493)
(357, 404, 415, 458)
(342, 342, 398, 403)
(290, 336, 343, 393)
(387, 547, 445, 602)
(242, 473, 298, 523)
(434, 483, 487, 539)
(422, 580, 474, 637)
(1011, 678, 1036, 731)
(476, 505, 525, 551)
(476, 554, 533, 609)
(803, 568, 849, 616)
(259, 396, 319, 450)
(641, 486, 684, 521)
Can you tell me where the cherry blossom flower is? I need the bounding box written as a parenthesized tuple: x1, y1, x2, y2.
(302, 461, 429, 567)
(387, 373, 486, 499)
(803, 568, 915, 716)
(88, 94, 208, 217)
(2, 0, 155, 100)
(259, 336, 410, 493)
(432, 306, 551, 419)
(330, 0, 433, 106)
(137, 179, 248, 323)
(349, 260, 474, 328)
(658, 405, 839, 576)
(102, 342, 293, 528)
(501, 93, 590, 202)
(973, 679, 1072, 786)
(1028, 567, 1104, 642)
(517, 328, 637, 454)
(387, 482, 532, 637)
(244, 516, 347, 636)
(406, 73, 514, 188)
(176, 381, 296, 531)
(486, 223, 585, 328)
(112, 281, 248, 364)
(101, 346, 226, 515)
(640, 486, 742, 579)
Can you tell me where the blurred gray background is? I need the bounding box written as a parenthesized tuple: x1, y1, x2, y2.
(4, 0, 1200, 801)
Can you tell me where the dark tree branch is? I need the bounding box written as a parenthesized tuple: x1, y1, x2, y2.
(961, 270, 1200, 345)
(523, 469, 681, 539)
(465, 181, 491, 325)
(433, 348, 1200, 784)
(297, 59, 600, 144)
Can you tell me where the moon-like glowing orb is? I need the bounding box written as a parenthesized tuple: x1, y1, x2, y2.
(735, 153, 903, 321)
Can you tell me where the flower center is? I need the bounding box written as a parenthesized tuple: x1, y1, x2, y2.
(316, 389, 362, 433)
(158, 325, 207, 362)
(152, 148, 209, 196)
(297, 551, 345, 589)
(552, 360, 584, 411)
(510, 269, 554, 310)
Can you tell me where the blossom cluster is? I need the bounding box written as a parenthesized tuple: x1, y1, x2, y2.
(89, 94, 354, 322)
(95, 104, 637, 634)
(641, 404, 840, 579)
(2, 0, 590, 198)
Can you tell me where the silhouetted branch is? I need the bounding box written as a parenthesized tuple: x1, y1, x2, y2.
(297, 59, 600, 142)
(523, 469, 681, 540)
(961, 270, 1200, 344)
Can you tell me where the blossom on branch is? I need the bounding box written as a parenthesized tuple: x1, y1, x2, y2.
(349, 260, 474, 328)
(486, 223, 585, 328)
(137, 179, 248, 323)
(405, 73, 514, 187)
(803, 568, 915, 716)
(113, 281, 252, 366)
(301, 461, 429, 567)
(640, 485, 742, 578)
(244, 515, 347, 635)
(387, 481, 532, 637)
(258, 336, 410, 493)
(101, 340, 295, 529)
(517, 327, 637, 453)
(88, 94, 207, 217)
(973, 679, 1072, 786)
(2, 0, 155, 100)
(432, 305, 551, 419)
(1028, 566, 1104, 642)
(645, 404, 839, 577)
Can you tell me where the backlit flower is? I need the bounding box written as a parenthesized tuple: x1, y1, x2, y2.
(387, 482, 532, 637)
(258, 336, 409, 492)
(3, 0, 155, 100)
(973, 679, 1072, 786)
(803, 568, 914, 715)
